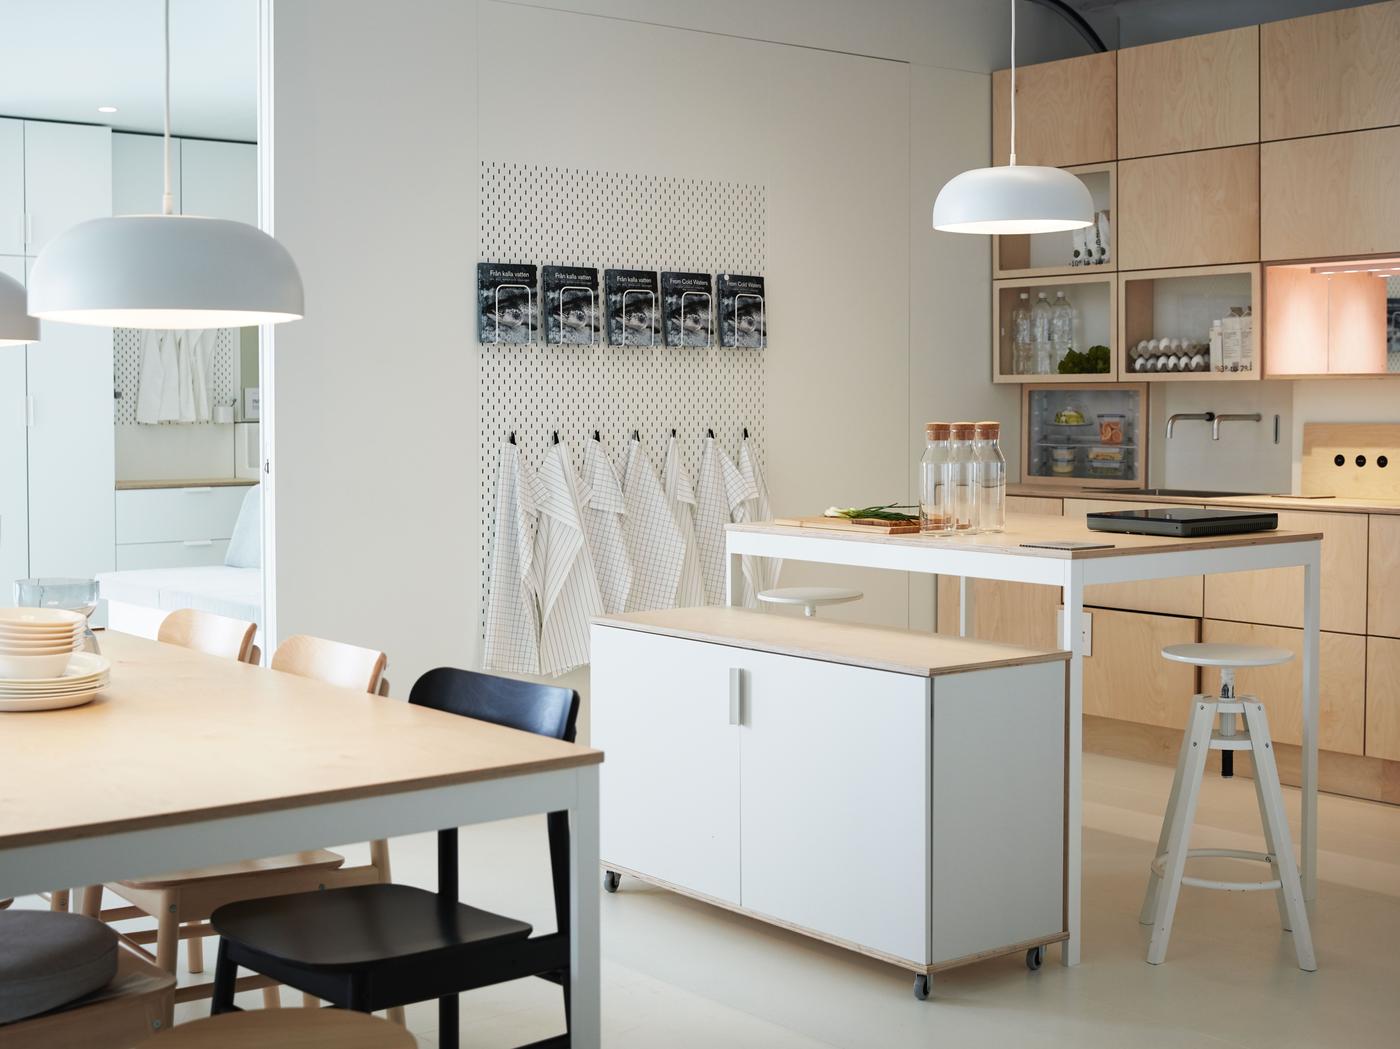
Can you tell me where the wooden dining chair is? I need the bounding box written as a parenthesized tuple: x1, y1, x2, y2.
(209, 669, 580, 1049)
(156, 608, 259, 664)
(80, 632, 397, 1017)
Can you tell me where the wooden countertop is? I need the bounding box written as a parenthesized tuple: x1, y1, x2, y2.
(116, 477, 257, 491)
(1009, 483, 1400, 516)
(594, 608, 1068, 677)
(727, 516, 1322, 559)
(0, 633, 601, 851)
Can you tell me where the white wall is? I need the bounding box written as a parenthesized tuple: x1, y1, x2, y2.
(271, 0, 1009, 698)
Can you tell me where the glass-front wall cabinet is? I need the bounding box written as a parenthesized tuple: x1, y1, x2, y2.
(1022, 383, 1148, 489)
(1265, 258, 1400, 376)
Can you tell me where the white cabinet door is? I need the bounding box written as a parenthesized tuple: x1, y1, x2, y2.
(739, 650, 930, 965)
(590, 626, 742, 904)
(22, 122, 111, 254)
(0, 120, 23, 255)
(0, 256, 27, 595)
(112, 132, 180, 216)
(181, 139, 256, 225)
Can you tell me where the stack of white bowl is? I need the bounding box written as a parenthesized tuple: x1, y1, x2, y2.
(0, 608, 110, 711)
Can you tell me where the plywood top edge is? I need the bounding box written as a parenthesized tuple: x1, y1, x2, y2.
(1011, 483, 1400, 517)
(116, 477, 257, 490)
(593, 608, 1069, 678)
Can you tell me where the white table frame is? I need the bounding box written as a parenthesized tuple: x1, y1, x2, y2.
(0, 765, 601, 1047)
(726, 527, 1322, 967)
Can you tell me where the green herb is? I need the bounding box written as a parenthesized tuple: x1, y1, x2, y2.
(1057, 344, 1111, 374)
(824, 504, 918, 522)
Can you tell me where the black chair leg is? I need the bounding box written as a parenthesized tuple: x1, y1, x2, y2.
(211, 939, 238, 1014)
(440, 993, 460, 1049)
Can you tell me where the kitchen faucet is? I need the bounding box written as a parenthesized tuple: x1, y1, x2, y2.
(1211, 412, 1263, 440)
(1165, 411, 1213, 439)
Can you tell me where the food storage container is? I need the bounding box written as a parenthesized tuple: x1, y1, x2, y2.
(1097, 412, 1126, 445)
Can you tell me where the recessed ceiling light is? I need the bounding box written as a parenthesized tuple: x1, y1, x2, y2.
(97, 106, 117, 113)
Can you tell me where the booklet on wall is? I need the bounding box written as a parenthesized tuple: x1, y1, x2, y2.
(477, 262, 539, 344)
(604, 269, 660, 346)
(717, 274, 766, 348)
(661, 272, 713, 347)
(543, 265, 601, 346)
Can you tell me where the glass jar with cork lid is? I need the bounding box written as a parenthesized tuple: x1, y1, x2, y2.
(920, 423, 953, 536)
(947, 423, 979, 534)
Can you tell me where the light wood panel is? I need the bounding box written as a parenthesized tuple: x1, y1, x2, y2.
(1263, 265, 1390, 376)
(136, 1009, 417, 1049)
(1118, 26, 1259, 158)
(1118, 146, 1260, 270)
(0, 632, 600, 851)
(1262, 128, 1400, 260)
(1369, 515, 1400, 638)
(1083, 608, 1199, 728)
(1201, 620, 1365, 755)
(992, 51, 1116, 168)
(1203, 509, 1367, 634)
(1262, 1, 1400, 141)
(1367, 635, 1400, 761)
(1303, 423, 1400, 500)
(1062, 499, 1204, 616)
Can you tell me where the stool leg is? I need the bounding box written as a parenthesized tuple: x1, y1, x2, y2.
(1245, 703, 1317, 972)
(1247, 740, 1292, 932)
(1141, 702, 1199, 925)
(1147, 701, 1214, 965)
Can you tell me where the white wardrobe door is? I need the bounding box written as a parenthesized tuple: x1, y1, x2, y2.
(0, 256, 28, 595)
(22, 121, 111, 254)
(0, 120, 23, 256)
(181, 139, 256, 225)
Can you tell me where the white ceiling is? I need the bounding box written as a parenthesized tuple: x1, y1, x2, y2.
(0, 0, 256, 142)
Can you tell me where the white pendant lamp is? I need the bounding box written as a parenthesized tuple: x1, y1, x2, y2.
(0, 272, 40, 345)
(27, 1, 302, 329)
(932, 0, 1094, 235)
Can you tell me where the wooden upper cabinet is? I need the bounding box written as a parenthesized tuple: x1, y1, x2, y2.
(993, 52, 1116, 168)
(1117, 146, 1259, 270)
(1262, 1, 1400, 141)
(1118, 26, 1259, 158)
(1261, 128, 1400, 260)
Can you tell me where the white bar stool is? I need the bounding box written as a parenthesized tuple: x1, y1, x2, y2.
(1140, 642, 1317, 972)
(756, 586, 862, 617)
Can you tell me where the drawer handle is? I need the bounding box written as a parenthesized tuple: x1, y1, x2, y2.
(729, 668, 745, 726)
(183, 487, 214, 494)
(182, 539, 214, 547)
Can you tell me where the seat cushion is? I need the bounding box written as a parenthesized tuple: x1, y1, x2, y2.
(212, 884, 532, 970)
(0, 911, 119, 1024)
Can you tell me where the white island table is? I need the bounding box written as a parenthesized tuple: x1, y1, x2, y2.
(726, 513, 1323, 966)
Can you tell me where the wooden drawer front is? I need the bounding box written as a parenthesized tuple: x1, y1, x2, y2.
(993, 51, 1116, 168)
(1007, 495, 1063, 516)
(1062, 499, 1204, 617)
(1084, 609, 1199, 729)
(1118, 26, 1259, 158)
(115, 487, 248, 545)
(1262, 2, 1400, 141)
(1118, 146, 1259, 270)
(115, 540, 230, 571)
(1262, 129, 1400, 260)
(1203, 510, 1366, 634)
(1368, 515, 1400, 638)
(937, 578, 1061, 651)
(1365, 635, 1400, 761)
(1201, 620, 1364, 756)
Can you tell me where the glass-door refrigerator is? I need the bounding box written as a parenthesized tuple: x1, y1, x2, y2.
(1022, 383, 1148, 489)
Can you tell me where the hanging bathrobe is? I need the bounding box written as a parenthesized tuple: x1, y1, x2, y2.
(188, 329, 214, 423)
(738, 436, 780, 607)
(135, 329, 169, 425)
(663, 434, 705, 608)
(535, 441, 604, 676)
(483, 440, 541, 675)
(694, 435, 754, 606)
(175, 329, 197, 422)
(620, 437, 685, 612)
(580, 437, 632, 615)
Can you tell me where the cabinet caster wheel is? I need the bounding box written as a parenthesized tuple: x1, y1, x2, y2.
(913, 974, 931, 1001)
(1026, 946, 1044, 971)
(602, 871, 621, 894)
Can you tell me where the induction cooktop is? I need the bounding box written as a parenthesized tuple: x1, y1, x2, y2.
(1085, 507, 1279, 538)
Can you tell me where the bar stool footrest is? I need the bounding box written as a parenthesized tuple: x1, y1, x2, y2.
(1150, 848, 1283, 892)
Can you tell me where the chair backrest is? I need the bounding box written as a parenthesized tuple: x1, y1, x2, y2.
(157, 609, 258, 664)
(270, 634, 387, 695)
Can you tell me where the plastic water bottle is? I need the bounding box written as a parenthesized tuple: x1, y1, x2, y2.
(1051, 291, 1075, 368)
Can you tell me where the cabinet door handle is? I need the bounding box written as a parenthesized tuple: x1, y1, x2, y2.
(182, 539, 213, 547)
(728, 667, 744, 726)
(183, 487, 214, 494)
(24, 396, 34, 428)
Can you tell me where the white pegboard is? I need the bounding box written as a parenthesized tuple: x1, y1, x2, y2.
(479, 162, 767, 632)
(113, 327, 238, 424)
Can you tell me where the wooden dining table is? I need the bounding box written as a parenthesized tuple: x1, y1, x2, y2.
(0, 631, 604, 1047)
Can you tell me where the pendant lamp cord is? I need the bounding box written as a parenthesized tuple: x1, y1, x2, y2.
(1008, 0, 1017, 167)
(162, 0, 174, 216)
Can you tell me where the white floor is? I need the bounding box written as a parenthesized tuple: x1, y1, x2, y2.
(27, 753, 1400, 1047)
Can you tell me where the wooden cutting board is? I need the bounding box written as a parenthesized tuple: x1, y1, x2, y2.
(1302, 423, 1400, 499)
(774, 515, 922, 535)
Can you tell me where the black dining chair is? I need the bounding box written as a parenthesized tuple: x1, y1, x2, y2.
(208, 668, 581, 1049)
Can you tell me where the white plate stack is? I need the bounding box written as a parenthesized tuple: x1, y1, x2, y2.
(0, 608, 111, 712)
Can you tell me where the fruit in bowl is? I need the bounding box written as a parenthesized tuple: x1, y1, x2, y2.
(1053, 407, 1087, 425)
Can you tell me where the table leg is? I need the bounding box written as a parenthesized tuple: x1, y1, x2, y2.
(958, 576, 974, 637)
(570, 765, 601, 1049)
(1060, 564, 1084, 966)
(727, 551, 744, 608)
(1301, 544, 1320, 901)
